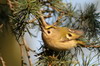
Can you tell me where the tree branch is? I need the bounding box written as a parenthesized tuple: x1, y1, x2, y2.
(7, 0, 14, 11)
(83, 45, 100, 48)
(0, 56, 6, 66)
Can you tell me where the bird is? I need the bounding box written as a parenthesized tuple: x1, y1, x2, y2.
(39, 15, 85, 51)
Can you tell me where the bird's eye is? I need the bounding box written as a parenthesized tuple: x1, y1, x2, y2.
(68, 33, 72, 37)
(47, 31, 51, 34)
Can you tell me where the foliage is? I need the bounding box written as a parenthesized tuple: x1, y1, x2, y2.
(0, 0, 100, 66)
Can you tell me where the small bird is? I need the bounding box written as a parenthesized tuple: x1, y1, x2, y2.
(39, 16, 85, 51)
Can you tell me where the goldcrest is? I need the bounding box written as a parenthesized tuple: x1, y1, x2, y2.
(40, 20, 85, 51)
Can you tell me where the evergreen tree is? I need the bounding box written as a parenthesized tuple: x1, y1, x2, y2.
(0, 0, 100, 66)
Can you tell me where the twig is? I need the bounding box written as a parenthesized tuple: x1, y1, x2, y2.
(53, 15, 63, 26)
(19, 37, 35, 66)
(23, 38, 35, 52)
(84, 45, 100, 48)
(7, 0, 14, 11)
(27, 15, 51, 23)
(0, 24, 3, 32)
(19, 44, 24, 66)
(22, 37, 33, 66)
(27, 18, 37, 23)
(44, 15, 52, 18)
(42, 10, 54, 13)
(38, 11, 49, 27)
(0, 56, 6, 66)
(0, 24, 3, 29)
(48, 5, 60, 12)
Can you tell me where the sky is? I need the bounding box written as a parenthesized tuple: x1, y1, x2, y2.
(24, 0, 100, 65)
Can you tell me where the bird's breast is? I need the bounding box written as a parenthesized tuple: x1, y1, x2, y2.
(42, 34, 77, 51)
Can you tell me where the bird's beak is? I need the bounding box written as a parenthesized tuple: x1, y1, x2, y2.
(41, 26, 47, 33)
(41, 23, 49, 36)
